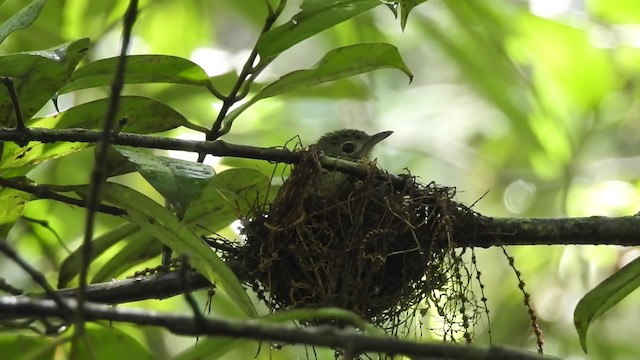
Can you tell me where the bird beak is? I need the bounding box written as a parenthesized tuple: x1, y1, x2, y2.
(368, 131, 393, 146)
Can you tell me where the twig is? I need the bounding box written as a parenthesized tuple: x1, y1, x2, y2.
(0, 76, 27, 146)
(0, 177, 125, 216)
(76, 0, 138, 340)
(178, 256, 206, 331)
(0, 241, 72, 319)
(0, 127, 399, 183)
(198, 0, 287, 164)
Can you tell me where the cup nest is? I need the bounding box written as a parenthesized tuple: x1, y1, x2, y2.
(231, 153, 472, 328)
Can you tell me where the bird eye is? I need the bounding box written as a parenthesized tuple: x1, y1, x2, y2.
(341, 141, 356, 155)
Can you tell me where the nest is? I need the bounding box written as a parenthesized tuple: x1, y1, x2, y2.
(233, 152, 471, 328)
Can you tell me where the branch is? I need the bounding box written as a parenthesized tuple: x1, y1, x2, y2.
(2, 128, 640, 248)
(457, 213, 640, 248)
(43, 270, 210, 305)
(0, 177, 125, 216)
(0, 296, 556, 360)
(0, 127, 396, 180)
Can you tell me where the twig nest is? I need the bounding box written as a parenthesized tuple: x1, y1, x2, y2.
(235, 153, 461, 327)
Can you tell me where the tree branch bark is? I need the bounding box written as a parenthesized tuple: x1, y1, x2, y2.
(456, 213, 640, 248)
(0, 296, 556, 360)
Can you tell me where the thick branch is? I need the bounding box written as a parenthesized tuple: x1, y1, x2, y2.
(0, 296, 555, 360)
(457, 213, 640, 248)
(3, 128, 640, 250)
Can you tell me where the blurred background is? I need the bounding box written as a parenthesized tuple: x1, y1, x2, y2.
(1, 0, 640, 359)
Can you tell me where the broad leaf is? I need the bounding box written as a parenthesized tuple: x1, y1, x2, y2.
(71, 324, 153, 360)
(574, 256, 640, 353)
(97, 182, 257, 317)
(0, 38, 90, 126)
(28, 96, 191, 134)
(0, 141, 88, 177)
(183, 168, 270, 234)
(0, 333, 55, 360)
(223, 43, 412, 129)
(257, 0, 381, 59)
(112, 146, 215, 217)
(0, 96, 190, 177)
(0, 0, 47, 44)
(58, 55, 215, 94)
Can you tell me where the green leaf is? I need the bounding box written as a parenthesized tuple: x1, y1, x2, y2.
(112, 146, 215, 217)
(398, 0, 429, 30)
(71, 324, 153, 360)
(183, 168, 270, 234)
(0, 141, 89, 177)
(0, 38, 90, 126)
(574, 256, 640, 353)
(58, 223, 139, 288)
(96, 182, 257, 317)
(58, 55, 215, 94)
(0, 96, 189, 177)
(0, 0, 47, 44)
(90, 233, 162, 284)
(223, 43, 412, 129)
(0, 181, 33, 236)
(28, 96, 191, 134)
(0, 333, 55, 360)
(60, 168, 269, 285)
(256, 0, 381, 59)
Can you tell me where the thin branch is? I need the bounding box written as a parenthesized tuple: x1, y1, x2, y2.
(76, 0, 138, 338)
(0, 177, 125, 216)
(0, 76, 27, 146)
(200, 0, 287, 162)
(0, 127, 382, 179)
(44, 270, 211, 305)
(0, 241, 72, 319)
(0, 296, 556, 360)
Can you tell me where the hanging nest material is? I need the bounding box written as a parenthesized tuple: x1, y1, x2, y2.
(232, 151, 476, 329)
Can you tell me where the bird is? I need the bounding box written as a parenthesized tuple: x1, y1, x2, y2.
(311, 129, 393, 198)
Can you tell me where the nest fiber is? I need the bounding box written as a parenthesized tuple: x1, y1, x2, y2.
(236, 154, 462, 327)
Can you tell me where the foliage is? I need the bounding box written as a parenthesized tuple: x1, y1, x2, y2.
(1, 0, 640, 359)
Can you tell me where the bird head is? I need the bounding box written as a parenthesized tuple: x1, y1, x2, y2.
(314, 129, 393, 160)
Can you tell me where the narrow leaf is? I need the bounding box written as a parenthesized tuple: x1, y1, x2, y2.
(71, 324, 153, 360)
(0, 0, 47, 44)
(398, 0, 429, 30)
(574, 256, 640, 353)
(98, 182, 257, 317)
(58, 223, 139, 288)
(257, 0, 381, 59)
(58, 55, 215, 94)
(223, 43, 412, 128)
(60, 169, 268, 284)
